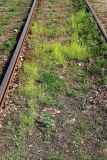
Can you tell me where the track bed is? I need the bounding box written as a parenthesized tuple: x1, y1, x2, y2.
(0, 0, 107, 160)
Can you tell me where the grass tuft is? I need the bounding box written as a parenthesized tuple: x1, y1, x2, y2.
(38, 71, 66, 95)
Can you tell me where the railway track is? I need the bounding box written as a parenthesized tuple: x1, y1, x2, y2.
(0, 0, 107, 158)
(84, 0, 107, 42)
(0, 0, 107, 110)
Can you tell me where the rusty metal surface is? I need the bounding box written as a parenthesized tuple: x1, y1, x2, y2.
(0, 0, 38, 108)
(84, 0, 107, 42)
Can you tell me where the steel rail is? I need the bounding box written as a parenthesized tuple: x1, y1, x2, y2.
(84, 0, 107, 42)
(0, 0, 38, 108)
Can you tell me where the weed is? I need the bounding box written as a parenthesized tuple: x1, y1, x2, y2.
(19, 79, 35, 97)
(51, 154, 63, 160)
(42, 55, 59, 71)
(72, 0, 84, 10)
(98, 57, 107, 67)
(97, 140, 107, 149)
(77, 122, 87, 133)
(39, 96, 54, 108)
(0, 156, 6, 160)
(56, 102, 65, 109)
(15, 100, 37, 149)
(66, 90, 77, 97)
(95, 117, 103, 126)
(31, 21, 55, 37)
(54, 42, 65, 65)
(38, 71, 66, 95)
(40, 115, 55, 141)
(71, 9, 99, 43)
(15, 124, 26, 149)
(39, 95, 64, 110)
(27, 100, 37, 134)
(42, 43, 54, 55)
(19, 62, 38, 97)
(40, 115, 55, 128)
(70, 10, 87, 32)
(92, 57, 106, 74)
(70, 38, 88, 60)
(0, 38, 16, 52)
(0, 153, 29, 160)
(70, 9, 103, 58)
(99, 152, 106, 160)
(31, 21, 45, 35)
(15, 61, 38, 150)
(69, 63, 82, 75)
(78, 80, 92, 93)
(0, 28, 5, 36)
(103, 75, 107, 85)
(42, 128, 52, 141)
(76, 152, 92, 160)
(92, 64, 103, 74)
(54, 36, 89, 61)
(57, 117, 64, 125)
(24, 62, 38, 80)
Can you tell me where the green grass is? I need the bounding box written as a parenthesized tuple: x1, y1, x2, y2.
(95, 117, 103, 126)
(98, 140, 107, 149)
(15, 62, 38, 150)
(39, 95, 64, 109)
(31, 22, 45, 35)
(51, 154, 63, 160)
(31, 21, 56, 37)
(39, 96, 55, 108)
(66, 90, 77, 97)
(70, 9, 104, 57)
(0, 28, 5, 36)
(103, 75, 107, 85)
(54, 42, 66, 65)
(78, 80, 92, 93)
(92, 57, 107, 74)
(72, 0, 84, 10)
(19, 62, 38, 97)
(53, 36, 88, 62)
(24, 62, 38, 80)
(0, 38, 16, 53)
(70, 35, 88, 60)
(77, 122, 88, 134)
(38, 71, 66, 95)
(15, 100, 37, 149)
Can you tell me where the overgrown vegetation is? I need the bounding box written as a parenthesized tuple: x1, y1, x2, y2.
(0, 0, 107, 159)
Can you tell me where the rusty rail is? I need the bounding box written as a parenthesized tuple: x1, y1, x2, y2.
(84, 0, 107, 42)
(0, 0, 38, 108)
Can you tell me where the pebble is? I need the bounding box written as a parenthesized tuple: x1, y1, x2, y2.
(13, 29, 18, 33)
